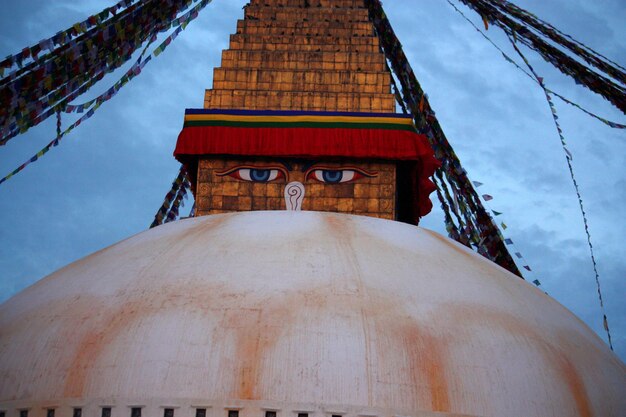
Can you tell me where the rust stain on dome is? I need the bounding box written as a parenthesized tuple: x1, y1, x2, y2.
(445, 302, 595, 415)
(557, 354, 592, 417)
(64, 300, 143, 397)
(63, 215, 232, 397)
(370, 305, 450, 412)
(401, 321, 450, 411)
(323, 214, 449, 411)
(231, 308, 285, 400)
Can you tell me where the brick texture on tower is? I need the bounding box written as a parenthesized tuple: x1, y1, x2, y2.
(195, 0, 407, 220)
(204, 0, 395, 112)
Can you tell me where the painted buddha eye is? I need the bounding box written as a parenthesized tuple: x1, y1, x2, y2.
(216, 166, 286, 183)
(239, 168, 281, 182)
(305, 167, 377, 184)
(311, 169, 358, 183)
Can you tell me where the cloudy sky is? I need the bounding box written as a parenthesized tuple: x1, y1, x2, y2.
(0, 0, 624, 361)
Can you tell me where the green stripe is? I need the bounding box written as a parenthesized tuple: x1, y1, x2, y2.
(183, 120, 416, 131)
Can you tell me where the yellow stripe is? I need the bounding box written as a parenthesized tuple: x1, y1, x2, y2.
(184, 114, 414, 125)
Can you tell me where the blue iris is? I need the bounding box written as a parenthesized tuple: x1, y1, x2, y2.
(250, 169, 271, 182)
(322, 170, 343, 183)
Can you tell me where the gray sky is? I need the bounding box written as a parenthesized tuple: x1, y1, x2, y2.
(0, 0, 624, 361)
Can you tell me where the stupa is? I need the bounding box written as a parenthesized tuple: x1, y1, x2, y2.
(1, 1, 624, 417)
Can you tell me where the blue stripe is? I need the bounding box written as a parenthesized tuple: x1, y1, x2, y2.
(184, 108, 413, 119)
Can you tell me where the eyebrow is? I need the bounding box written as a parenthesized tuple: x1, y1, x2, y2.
(274, 158, 323, 172)
(300, 161, 316, 172)
(277, 160, 293, 171)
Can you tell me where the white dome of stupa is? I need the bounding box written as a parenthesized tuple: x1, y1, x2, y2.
(1, 211, 624, 417)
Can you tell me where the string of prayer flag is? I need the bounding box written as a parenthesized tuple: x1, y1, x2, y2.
(445, 0, 625, 129)
(1, 0, 214, 146)
(0, 0, 213, 185)
(0, 0, 140, 76)
(455, 0, 626, 112)
(470, 180, 540, 282)
(509, 34, 613, 350)
(150, 165, 191, 228)
(366, 0, 522, 277)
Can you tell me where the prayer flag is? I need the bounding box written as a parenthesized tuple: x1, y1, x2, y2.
(564, 147, 573, 160)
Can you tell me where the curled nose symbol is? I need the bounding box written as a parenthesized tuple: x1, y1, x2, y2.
(284, 181, 305, 211)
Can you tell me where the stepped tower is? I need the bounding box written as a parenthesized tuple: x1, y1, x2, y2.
(206, 0, 394, 112)
(174, 0, 437, 223)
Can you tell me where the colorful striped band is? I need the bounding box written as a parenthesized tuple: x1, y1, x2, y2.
(183, 109, 416, 131)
